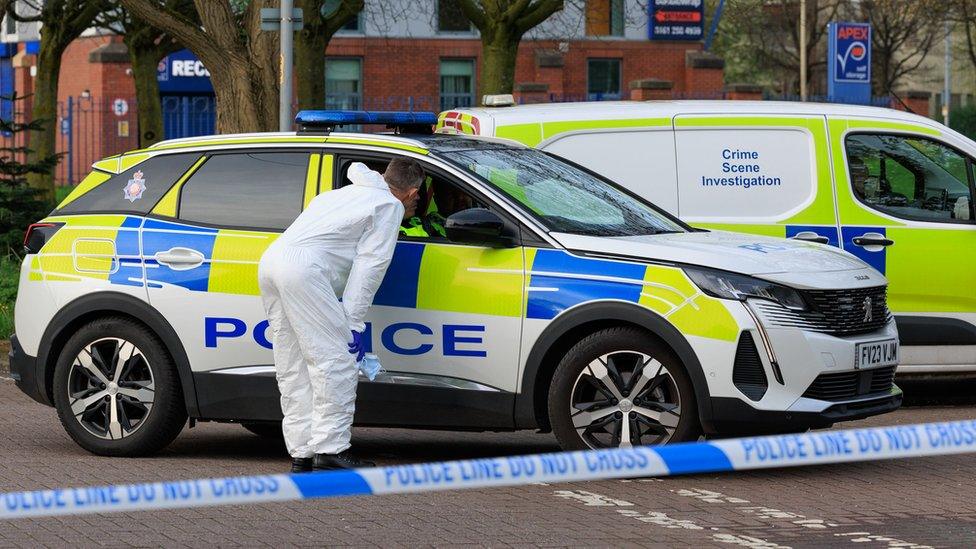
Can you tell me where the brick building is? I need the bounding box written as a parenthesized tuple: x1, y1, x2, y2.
(1, 1, 727, 184)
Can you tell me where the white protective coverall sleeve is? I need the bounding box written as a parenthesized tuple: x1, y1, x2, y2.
(341, 164, 404, 333)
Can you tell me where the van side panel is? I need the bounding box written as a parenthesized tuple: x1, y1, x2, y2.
(542, 129, 679, 212)
(673, 115, 838, 245)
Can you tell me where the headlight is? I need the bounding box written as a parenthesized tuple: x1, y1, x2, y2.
(684, 267, 807, 311)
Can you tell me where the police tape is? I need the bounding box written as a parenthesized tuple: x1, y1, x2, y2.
(3, 419, 976, 519)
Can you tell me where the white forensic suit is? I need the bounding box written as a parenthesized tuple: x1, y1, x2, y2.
(258, 163, 404, 457)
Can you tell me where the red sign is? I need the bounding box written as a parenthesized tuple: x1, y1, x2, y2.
(654, 10, 702, 23)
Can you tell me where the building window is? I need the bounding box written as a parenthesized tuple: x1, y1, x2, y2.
(325, 58, 362, 110)
(340, 12, 363, 32)
(585, 0, 624, 37)
(437, 0, 471, 33)
(587, 58, 622, 100)
(3, 15, 14, 35)
(440, 59, 475, 110)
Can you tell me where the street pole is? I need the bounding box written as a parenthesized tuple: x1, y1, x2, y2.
(280, 0, 294, 132)
(944, 20, 952, 127)
(800, 0, 807, 101)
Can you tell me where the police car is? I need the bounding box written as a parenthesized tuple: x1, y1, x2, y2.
(11, 111, 901, 456)
(438, 100, 976, 375)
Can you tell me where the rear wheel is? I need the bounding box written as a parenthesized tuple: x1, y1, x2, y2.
(52, 317, 187, 456)
(548, 327, 701, 450)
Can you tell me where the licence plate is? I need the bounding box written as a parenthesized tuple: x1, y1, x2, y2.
(855, 339, 899, 369)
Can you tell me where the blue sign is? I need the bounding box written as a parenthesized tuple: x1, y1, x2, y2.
(828, 22, 871, 104)
(157, 49, 214, 94)
(649, 0, 704, 41)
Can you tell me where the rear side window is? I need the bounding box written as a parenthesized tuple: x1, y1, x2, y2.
(58, 153, 201, 214)
(178, 152, 309, 230)
(846, 134, 975, 223)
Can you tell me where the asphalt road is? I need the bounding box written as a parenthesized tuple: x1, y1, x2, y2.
(1, 375, 975, 547)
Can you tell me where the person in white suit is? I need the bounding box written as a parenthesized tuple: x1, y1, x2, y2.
(258, 158, 423, 472)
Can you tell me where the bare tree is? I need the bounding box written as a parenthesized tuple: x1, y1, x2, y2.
(857, 0, 948, 96)
(98, 1, 197, 147)
(295, 0, 363, 111)
(456, 0, 565, 97)
(950, 1, 976, 79)
(721, 0, 845, 95)
(1, 0, 107, 198)
(117, 0, 283, 133)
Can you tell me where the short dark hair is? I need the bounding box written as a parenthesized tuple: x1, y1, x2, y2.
(384, 158, 425, 191)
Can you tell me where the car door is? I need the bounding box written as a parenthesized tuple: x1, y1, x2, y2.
(832, 120, 976, 369)
(143, 150, 318, 408)
(329, 153, 526, 426)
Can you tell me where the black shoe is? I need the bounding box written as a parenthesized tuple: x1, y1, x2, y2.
(291, 457, 314, 473)
(313, 451, 375, 470)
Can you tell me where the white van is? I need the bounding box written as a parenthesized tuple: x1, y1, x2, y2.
(438, 101, 976, 375)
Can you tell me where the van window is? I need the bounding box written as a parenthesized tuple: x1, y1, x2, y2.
(178, 152, 309, 230)
(542, 130, 679, 213)
(58, 153, 201, 214)
(845, 134, 975, 223)
(673, 127, 816, 221)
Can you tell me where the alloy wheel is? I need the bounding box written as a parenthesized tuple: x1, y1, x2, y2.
(569, 351, 681, 448)
(66, 337, 155, 440)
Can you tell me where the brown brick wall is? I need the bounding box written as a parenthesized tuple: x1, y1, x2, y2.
(326, 36, 713, 106)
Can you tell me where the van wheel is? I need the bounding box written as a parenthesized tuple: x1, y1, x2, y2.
(52, 317, 187, 456)
(548, 327, 700, 450)
(242, 422, 283, 439)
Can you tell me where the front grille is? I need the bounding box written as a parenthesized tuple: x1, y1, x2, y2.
(802, 365, 897, 401)
(732, 332, 767, 401)
(752, 286, 890, 336)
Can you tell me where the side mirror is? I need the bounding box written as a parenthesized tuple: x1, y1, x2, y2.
(445, 208, 517, 248)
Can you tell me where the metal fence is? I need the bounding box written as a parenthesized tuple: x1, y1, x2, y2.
(55, 96, 139, 186)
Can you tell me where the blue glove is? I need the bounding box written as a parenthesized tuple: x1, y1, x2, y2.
(348, 331, 365, 362)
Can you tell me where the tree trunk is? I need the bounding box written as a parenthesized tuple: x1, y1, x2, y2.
(478, 29, 520, 99)
(129, 47, 166, 147)
(27, 33, 62, 200)
(209, 57, 279, 133)
(295, 24, 327, 111)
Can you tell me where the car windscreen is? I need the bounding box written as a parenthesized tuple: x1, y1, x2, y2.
(441, 147, 686, 237)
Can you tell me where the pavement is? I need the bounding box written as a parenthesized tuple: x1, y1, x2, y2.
(1, 374, 976, 547)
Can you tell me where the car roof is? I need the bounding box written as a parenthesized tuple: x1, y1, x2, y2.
(451, 100, 940, 127)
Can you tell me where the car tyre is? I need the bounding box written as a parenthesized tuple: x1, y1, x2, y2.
(548, 327, 701, 450)
(53, 317, 187, 456)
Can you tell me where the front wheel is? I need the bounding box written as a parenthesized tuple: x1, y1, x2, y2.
(548, 327, 701, 450)
(52, 317, 187, 456)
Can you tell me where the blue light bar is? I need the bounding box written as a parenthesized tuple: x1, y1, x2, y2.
(295, 110, 438, 128)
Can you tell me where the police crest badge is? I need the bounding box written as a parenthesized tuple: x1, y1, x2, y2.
(124, 171, 147, 202)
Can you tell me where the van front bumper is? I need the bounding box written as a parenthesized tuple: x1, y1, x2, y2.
(706, 386, 903, 436)
(8, 334, 48, 406)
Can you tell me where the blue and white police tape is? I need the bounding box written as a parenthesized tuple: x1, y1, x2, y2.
(3, 419, 976, 519)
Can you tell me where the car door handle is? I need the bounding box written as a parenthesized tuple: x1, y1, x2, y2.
(790, 231, 830, 245)
(154, 247, 205, 270)
(852, 235, 895, 247)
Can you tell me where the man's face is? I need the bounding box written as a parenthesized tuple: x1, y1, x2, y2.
(395, 185, 420, 219)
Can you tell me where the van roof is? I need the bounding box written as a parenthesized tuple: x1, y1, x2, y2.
(449, 100, 939, 128)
